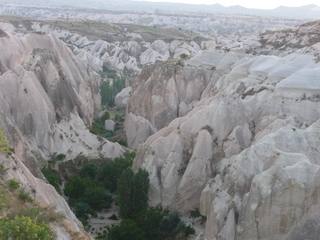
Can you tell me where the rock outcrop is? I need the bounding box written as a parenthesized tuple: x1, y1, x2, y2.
(0, 32, 124, 160)
(0, 30, 125, 238)
(29, 21, 212, 79)
(131, 23, 320, 239)
(126, 50, 247, 148)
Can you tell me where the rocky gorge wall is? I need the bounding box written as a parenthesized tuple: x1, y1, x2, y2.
(129, 23, 320, 240)
(0, 30, 126, 238)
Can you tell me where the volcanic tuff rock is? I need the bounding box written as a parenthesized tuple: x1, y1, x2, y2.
(0, 32, 124, 160)
(0, 3, 306, 38)
(131, 22, 320, 239)
(115, 86, 131, 106)
(126, 49, 247, 148)
(0, 30, 125, 238)
(30, 22, 208, 78)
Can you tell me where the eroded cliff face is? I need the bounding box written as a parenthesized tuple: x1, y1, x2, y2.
(126, 50, 247, 148)
(0, 32, 124, 160)
(0, 31, 125, 239)
(130, 21, 320, 240)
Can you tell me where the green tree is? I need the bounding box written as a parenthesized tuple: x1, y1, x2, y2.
(136, 208, 163, 240)
(117, 168, 149, 219)
(107, 219, 146, 240)
(73, 202, 94, 220)
(64, 176, 91, 201)
(81, 186, 113, 211)
(160, 211, 192, 239)
(132, 169, 149, 217)
(117, 168, 134, 218)
(98, 152, 134, 192)
(79, 162, 99, 180)
(41, 167, 61, 193)
(100, 78, 126, 107)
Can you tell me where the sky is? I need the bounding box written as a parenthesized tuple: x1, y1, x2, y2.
(138, 0, 319, 9)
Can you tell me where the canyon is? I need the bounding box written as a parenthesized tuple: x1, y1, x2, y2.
(0, 2, 320, 240)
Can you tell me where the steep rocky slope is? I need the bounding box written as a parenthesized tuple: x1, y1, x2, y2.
(129, 21, 320, 240)
(0, 32, 124, 161)
(0, 30, 126, 238)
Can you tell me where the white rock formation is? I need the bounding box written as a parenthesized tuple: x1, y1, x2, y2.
(130, 23, 320, 239)
(105, 120, 115, 131)
(126, 49, 247, 148)
(115, 86, 132, 106)
(0, 30, 126, 239)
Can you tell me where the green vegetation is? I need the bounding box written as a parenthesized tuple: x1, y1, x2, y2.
(18, 188, 33, 203)
(7, 178, 20, 190)
(0, 128, 11, 154)
(0, 215, 54, 240)
(108, 205, 195, 240)
(180, 53, 188, 59)
(107, 219, 146, 240)
(108, 169, 195, 240)
(101, 77, 125, 107)
(39, 150, 193, 239)
(88, 112, 114, 139)
(41, 167, 61, 193)
(117, 168, 149, 219)
(40, 151, 135, 226)
(0, 174, 63, 240)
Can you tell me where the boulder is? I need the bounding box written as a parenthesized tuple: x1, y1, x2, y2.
(105, 119, 115, 131)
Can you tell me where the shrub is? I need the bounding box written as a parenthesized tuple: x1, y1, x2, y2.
(7, 178, 20, 191)
(0, 216, 54, 240)
(180, 53, 188, 59)
(189, 208, 201, 218)
(0, 129, 10, 154)
(18, 188, 33, 203)
(108, 214, 119, 220)
(0, 163, 7, 176)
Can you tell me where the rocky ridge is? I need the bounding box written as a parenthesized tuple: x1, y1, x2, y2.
(0, 29, 126, 238)
(128, 20, 320, 240)
(0, 2, 308, 38)
(29, 21, 208, 78)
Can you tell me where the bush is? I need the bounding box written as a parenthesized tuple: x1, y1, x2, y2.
(0, 216, 54, 240)
(18, 188, 33, 203)
(108, 214, 119, 220)
(7, 178, 20, 190)
(189, 208, 201, 218)
(0, 129, 10, 154)
(117, 139, 128, 147)
(0, 163, 7, 176)
(180, 53, 188, 59)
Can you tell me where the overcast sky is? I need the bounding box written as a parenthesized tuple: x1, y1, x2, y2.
(138, 0, 319, 9)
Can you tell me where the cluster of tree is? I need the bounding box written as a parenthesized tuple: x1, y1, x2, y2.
(41, 150, 194, 239)
(64, 152, 134, 224)
(42, 152, 135, 225)
(101, 77, 125, 107)
(106, 168, 195, 240)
